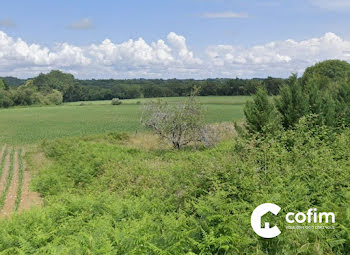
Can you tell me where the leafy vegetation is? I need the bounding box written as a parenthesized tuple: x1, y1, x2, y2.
(244, 87, 280, 135)
(245, 60, 350, 134)
(0, 117, 348, 254)
(301, 59, 350, 85)
(111, 98, 122, 105)
(141, 89, 206, 149)
(0, 82, 63, 108)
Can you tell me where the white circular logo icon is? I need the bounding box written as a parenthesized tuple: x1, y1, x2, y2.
(251, 203, 281, 238)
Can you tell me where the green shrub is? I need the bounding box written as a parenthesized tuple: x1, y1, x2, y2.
(111, 98, 122, 105)
(46, 89, 63, 105)
(0, 90, 14, 108)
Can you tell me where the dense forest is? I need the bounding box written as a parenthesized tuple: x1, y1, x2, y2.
(0, 71, 285, 107)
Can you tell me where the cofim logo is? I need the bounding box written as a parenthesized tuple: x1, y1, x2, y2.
(251, 203, 281, 238)
(251, 203, 336, 238)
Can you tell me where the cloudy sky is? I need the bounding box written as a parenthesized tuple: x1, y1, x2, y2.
(1, 0, 350, 79)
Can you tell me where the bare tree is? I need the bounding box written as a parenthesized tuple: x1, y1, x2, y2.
(141, 89, 204, 149)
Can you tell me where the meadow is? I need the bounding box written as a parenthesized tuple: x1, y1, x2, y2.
(0, 96, 248, 144)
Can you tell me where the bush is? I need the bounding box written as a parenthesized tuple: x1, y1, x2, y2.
(199, 124, 221, 147)
(111, 98, 122, 105)
(46, 90, 63, 105)
(141, 89, 204, 149)
(0, 90, 14, 108)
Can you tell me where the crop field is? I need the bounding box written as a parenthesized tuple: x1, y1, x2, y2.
(0, 145, 41, 218)
(65, 96, 251, 106)
(0, 96, 248, 144)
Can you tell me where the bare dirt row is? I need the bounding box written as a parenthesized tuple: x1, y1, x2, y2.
(0, 145, 42, 217)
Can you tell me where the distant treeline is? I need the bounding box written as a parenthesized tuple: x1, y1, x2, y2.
(0, 72, 285, 107)
(3, 59, 350, 107)
(77, 77, 284, 100)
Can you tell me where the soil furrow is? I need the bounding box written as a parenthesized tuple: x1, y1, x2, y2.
(0, 150, 19, 217)
(18, 150, 42, 212)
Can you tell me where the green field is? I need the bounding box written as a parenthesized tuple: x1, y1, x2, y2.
(65, 96, 251, 106)
(0, 96, 248, 144)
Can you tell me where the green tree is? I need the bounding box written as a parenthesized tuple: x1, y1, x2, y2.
(335, 81, 350, 126)
(305, 78, 336, 126)
(33, 70, 76, 96)
(46, 90, 63, 105)
(244, 86, 281, 134)
(0, 79, 5, 90)
(141, 89, 204, 149)
(301, 60, 350, 85)
(264, 76, 285, 95)
(275, 74, 309, 129)
(0, 83, 13, 107)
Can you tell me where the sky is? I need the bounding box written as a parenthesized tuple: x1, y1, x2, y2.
(1, 0, 350, 79)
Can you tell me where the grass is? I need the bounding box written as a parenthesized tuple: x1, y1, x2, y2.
(0, 96, 248, 144)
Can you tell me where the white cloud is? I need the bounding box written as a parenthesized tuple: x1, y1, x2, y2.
(0, 30, 350, 78)
(0, 18, 16, 28)
(203, 11, 249, 19)
(69, 18, 95, 30)
(89, 38, 174, 66)
(0, 31, 90, 72)
(206, 32, 350, 77)
(167, 32, 202, 65)
(310, 0, 350, 10)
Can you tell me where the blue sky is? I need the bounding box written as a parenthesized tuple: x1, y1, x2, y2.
(1, 0, 350, 78)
